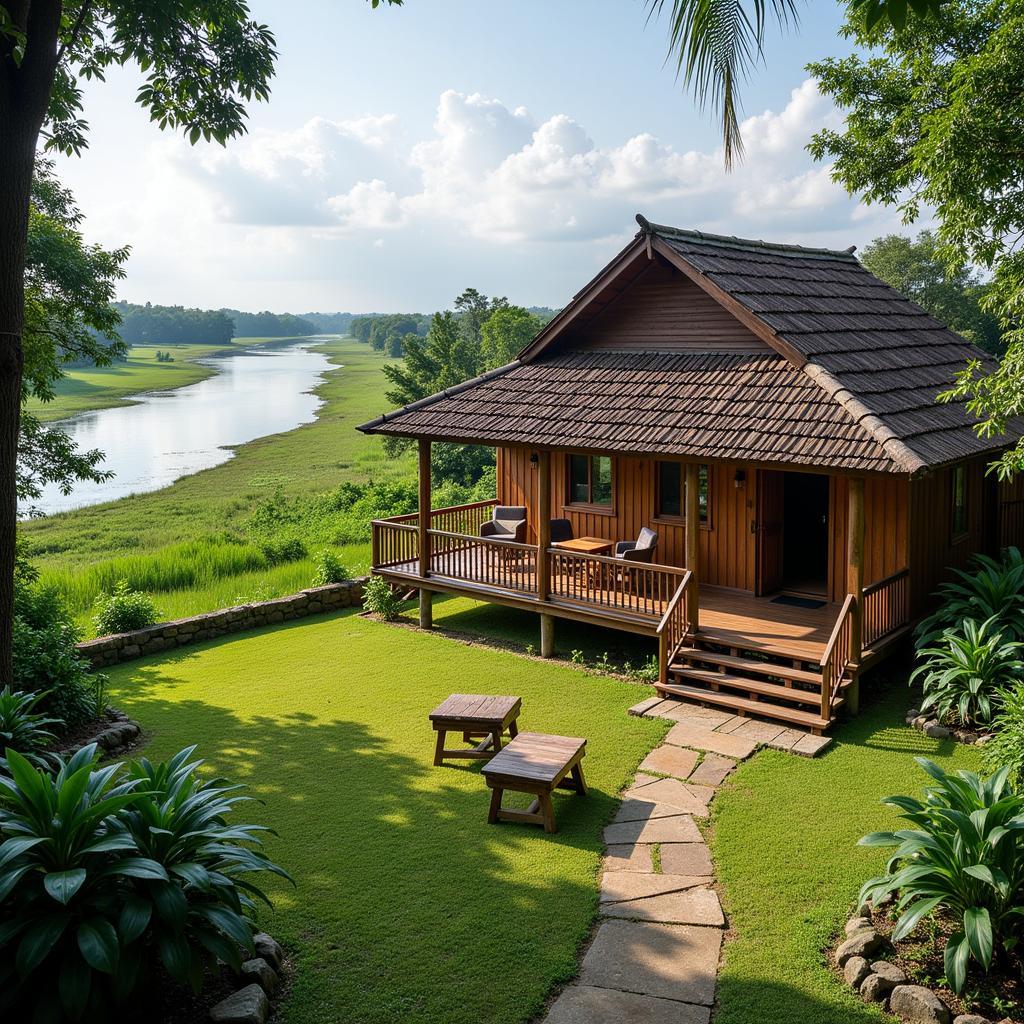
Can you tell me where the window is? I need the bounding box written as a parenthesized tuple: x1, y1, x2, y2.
(655, 462, 709, 525)
(568, 454, 613, 507)
(951, 464, 968, 538)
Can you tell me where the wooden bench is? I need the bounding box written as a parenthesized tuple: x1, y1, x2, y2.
(428, 694, 521, 766)
(482, 732, 587, 833)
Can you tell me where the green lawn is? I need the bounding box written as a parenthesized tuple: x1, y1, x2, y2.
(712, 678, 982, 1024)
(106, 607, 666, 1024)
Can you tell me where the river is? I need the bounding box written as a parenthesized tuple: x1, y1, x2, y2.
(27, 340, 334, 516)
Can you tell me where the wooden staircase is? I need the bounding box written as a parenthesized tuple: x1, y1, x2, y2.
(656, 636, 852, 734)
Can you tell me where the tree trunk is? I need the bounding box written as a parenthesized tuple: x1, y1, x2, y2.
(0, 0, 64, 682)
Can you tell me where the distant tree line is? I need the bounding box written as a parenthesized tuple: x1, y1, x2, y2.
(224, 309, 318, 338)
(300, 312, 356, 335)
(349, 314, 431, 357)
(114, 302, 235, 346)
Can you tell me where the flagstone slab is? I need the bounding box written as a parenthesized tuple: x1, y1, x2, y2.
(611, 798, 688, 824)
(603, 814, 702, 846)
(654, 704, 735, 727)
(683, 781, 716, 805)
(665, 722, 758, 760)
(765, 727, 806, 752)
(637, 745, 699, 780)
(793, 733, 833, 757)
(659, 842, 714, 876)
(601, 887, 724, 927)
(603, 844, 654, 873)
(688, 754, 736, 787)
(544, 985, 710, 1024)
(629, 772, 660, 789)
(622, 777, 708, 816)
(714, 715, 751, 734)
(600, 872, 713, 904)
(627, 697, 665, 717)
(731, 719, 790, 743)
(579, 920, 722, 1005)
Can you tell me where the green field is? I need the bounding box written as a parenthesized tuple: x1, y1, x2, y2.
(20, 336, 415, 631)
(106, 608, 666, 1024)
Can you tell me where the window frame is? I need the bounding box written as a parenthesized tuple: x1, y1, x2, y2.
(565, 453, 615, 514)
(653, 461, 712, 529)
(951, 463, 969, 541)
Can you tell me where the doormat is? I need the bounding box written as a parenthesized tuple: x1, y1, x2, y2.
(771, 594, 827, 610)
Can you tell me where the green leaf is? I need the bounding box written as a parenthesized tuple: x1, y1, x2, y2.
(101, 857, 167, 882)
(0, 835, 46, 870)
(944, 931, 970, 993)
(118, 896, 152, 945)
(77, 917, 119, 975)
(44, 869, 87, 905)
(151, 881, 188, 932)
(892, 895, 943, 941)
(157, 931, 191, 984)
(16, 913, 70, 975)
(964, 906, 993, 970)
(170, 862, 211, 890)
(58, 950, 92, 1021)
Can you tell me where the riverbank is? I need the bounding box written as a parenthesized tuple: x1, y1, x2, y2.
(26, 336, 305, 423)
(20, 336, 416, 630)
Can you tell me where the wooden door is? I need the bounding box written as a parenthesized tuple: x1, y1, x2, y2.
(756, 470, 785, 595)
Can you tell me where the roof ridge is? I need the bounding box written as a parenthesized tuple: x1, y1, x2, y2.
(801, 362, 927, 475)
(636, 214, 858, 262)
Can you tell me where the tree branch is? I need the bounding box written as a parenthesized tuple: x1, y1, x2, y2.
(55, 0, 92, 65)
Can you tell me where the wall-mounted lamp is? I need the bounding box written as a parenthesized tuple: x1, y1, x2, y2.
(530, 452, 539, 469)
(734, 469, 746, 489)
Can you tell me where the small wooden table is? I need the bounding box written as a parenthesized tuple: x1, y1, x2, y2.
(482, 732, 588, 833)
(428, 694, 521, 766)
(552, 536, 615, 556)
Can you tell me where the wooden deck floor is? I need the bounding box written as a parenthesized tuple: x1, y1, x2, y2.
(377, 555, 836, 663)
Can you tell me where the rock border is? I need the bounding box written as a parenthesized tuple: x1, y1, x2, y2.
(54, 707, 143, 760)
(76, 580, 366, 669)
(905, 707, 992, 747)
(209, 932, 286, 1024)
(835, 908, 1005, 1024)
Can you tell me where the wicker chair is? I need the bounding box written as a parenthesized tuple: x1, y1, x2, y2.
(614, 527, 659, 563)
(549, 518, 574, 544)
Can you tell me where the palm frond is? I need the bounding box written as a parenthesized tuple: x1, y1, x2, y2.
(646, 0, 801, 168)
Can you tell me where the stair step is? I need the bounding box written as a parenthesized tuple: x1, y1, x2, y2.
(655, 682, 837, 731)
(674, 647, 822, 685)
(668, 666, 825, 706)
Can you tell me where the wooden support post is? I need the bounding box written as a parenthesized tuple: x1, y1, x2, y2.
(537, 450, 551, 602)
(658, 630, 669, 686)
(540, 613, 554, 658)
(847, 476, 865, 715)
(685, 462, 700, 633)
(418, 439, 431, 579)
(419, 588, 433, 630)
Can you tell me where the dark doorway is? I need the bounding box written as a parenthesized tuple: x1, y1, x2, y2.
(782, 472, 829, 595)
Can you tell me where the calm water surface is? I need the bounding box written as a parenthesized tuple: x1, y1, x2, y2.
(29, 341, 333, 516)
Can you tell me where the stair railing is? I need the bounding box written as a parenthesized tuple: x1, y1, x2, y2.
(820, 593, 856, 722)
(655, 570, 693, 685)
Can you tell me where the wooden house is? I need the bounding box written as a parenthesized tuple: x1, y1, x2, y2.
(359, 217, 1024, 733)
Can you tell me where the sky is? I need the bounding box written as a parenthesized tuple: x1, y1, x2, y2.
(52, 1, 912, 314)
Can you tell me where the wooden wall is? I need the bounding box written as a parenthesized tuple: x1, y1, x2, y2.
(563, 259, 767, 353)
(998, 471, 1024, 550)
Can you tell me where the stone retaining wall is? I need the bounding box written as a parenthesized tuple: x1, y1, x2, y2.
(77, 579, 366, 668)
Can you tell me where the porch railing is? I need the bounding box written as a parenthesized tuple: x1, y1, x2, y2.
(371, 501, 498, 569)
(548, 549, 688, 618)
(656, 571, 694, 683)
(428, 529, 538, 594)
(820, 593, 856, 722)
(862, 568, 910, 649)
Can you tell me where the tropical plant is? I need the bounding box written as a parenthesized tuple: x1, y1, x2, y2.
(362, 575, 403, 621)
(910, 617, 1023, 727)
(983, 686, 1024, 789)
(117, 747, 291, 986)
(312, 550, 350, 587)
(0, 744, 290, 1021)
(859, 758, 1024, 993)
(916, 548, 1024, 646)
(0, 687, 60, 764)
(92, 581, 161, 637)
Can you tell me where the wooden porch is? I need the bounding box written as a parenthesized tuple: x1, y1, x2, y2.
(370, 487, 911, 733)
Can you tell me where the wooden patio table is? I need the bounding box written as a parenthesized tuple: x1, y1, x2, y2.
(552, 536, 615, 555)
(482, 732, 588, 833)
(428, 694, 521, 766)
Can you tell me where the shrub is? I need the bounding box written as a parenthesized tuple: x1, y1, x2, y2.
(0, 687, 61, 766)
(259, 536, 308, 566)
(0, 744, 289, 1021)
(13, 562, 98, 728)
(362, 575, 403, 620)
(910, 617, 1022, 727)
(983, 685, 1024, 788)
(312, 549, 349, 586)
(93, 580, 161, 636)
(917, 547, 1024, 645)
(859, 758, 1024, 993)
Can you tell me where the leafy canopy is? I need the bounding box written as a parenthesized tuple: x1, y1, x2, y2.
(809, 2, 1024, 477)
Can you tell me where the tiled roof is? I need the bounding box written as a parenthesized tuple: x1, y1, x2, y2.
(362, 350, 900, 473)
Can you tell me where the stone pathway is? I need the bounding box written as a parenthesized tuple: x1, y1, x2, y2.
(543, 698, 831, 1024)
